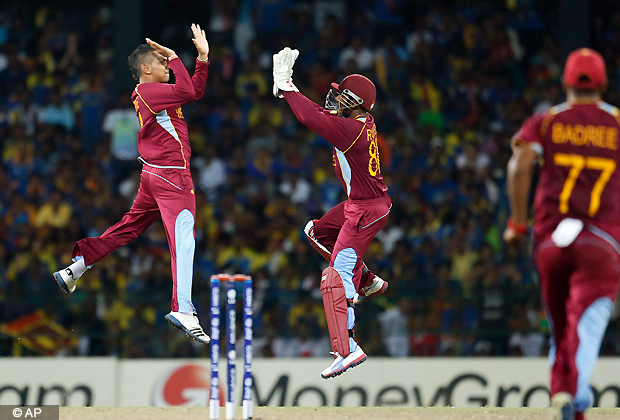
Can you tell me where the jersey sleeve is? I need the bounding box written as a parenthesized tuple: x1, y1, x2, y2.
(189, 59, 209, 103)
(134, 57, 208, 114)
(512, 113, 546, 154)
(283, 91, 363, 152)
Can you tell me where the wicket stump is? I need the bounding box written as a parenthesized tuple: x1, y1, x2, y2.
(210, 274, 253, 420)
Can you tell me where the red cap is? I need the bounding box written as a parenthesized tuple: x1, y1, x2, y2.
(331, 74, 376, 111)
(563, 48, 607, 90)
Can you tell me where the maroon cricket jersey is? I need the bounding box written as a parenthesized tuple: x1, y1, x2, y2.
(514, 100, 620, 242)
(131, 58, 209, 169)
(283, 91, 388, 200)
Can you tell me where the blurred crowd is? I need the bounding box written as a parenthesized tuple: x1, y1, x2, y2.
(1, 0, 620, 359)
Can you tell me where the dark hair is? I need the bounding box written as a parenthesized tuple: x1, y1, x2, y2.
(127, 44, 155, 81)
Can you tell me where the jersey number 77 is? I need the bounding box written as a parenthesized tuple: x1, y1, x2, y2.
(554, 153, 617, 217)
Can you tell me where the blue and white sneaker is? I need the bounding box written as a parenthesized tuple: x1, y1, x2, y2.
(53, 268, 79, 293)
(320, 347, 367, 379)
(54, 257, 89, 294)
(165, 311, 211, 344)
(551, 392, 575, 420)
(353, 276, 388, 304)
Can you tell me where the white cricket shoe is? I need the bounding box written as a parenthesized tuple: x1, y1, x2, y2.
(320, 347, 367, 379)
(353, 275, 388, 304)
(165, 311, 211, 344)
(53, 268, 79, 293)
(551, 392, 575, 420)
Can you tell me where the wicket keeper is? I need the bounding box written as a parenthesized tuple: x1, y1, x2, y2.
(273, 47, 391, 378)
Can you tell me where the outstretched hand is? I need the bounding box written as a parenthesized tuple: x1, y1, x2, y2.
(191, 23, 209, 61)
(273, 47, 300, 98)
(145, 38, 176, 58)
(279, 47, 299, 69)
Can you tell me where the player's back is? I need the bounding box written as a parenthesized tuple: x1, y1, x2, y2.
(532, 100, 620, 239)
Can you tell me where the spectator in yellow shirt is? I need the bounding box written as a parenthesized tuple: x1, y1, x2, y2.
(35, 191, 72, 229)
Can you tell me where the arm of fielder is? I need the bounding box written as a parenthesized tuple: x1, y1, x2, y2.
(191, 23, 209, 62)
(138, 38, 194, 111)
(146, 38, 176, 58)
(504, 142, 537, 243)
(190, 23, 209, 101)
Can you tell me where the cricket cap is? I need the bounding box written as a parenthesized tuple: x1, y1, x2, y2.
(563, 48, 607, 90)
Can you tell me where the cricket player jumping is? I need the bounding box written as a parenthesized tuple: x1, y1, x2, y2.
(505, 48, 620, 420)
(54, 24, 210, 344)
(273, 48, 391, 378)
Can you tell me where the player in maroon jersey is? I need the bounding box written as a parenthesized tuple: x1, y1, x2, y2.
(505, 48, 620, 420)
(54, 24, 210, 344)
(273, 48, 391, 378)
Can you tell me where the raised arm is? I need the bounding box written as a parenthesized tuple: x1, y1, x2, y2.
(190, 23, 209, 101)
(135, 57, 194, 113)
(190, 61, 209, 102)
(136, 38, 194, 112)
(137, 24, 209, 112)
(283, 91, 359, 151)
(274, 47, 358, 151)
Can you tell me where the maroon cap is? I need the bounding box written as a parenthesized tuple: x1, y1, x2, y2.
(331, 74, 376, 111)
(563, 48, 607, 90)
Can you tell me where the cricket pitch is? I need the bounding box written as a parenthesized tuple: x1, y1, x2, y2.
(60, 406, 620, 419)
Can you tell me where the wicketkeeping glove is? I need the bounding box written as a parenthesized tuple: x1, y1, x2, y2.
(273, 47, 299, 98)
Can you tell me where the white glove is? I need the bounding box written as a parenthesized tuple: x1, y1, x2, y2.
(273, 47, 299, 98)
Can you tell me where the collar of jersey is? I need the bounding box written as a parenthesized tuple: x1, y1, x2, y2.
(569, 98, 599, 105)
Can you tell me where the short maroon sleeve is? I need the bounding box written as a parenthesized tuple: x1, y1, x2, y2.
(512, 113, 546, 149)
(512, 114, 545, 144)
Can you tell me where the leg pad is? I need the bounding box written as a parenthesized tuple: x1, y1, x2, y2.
(321, 267, 351, 357)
